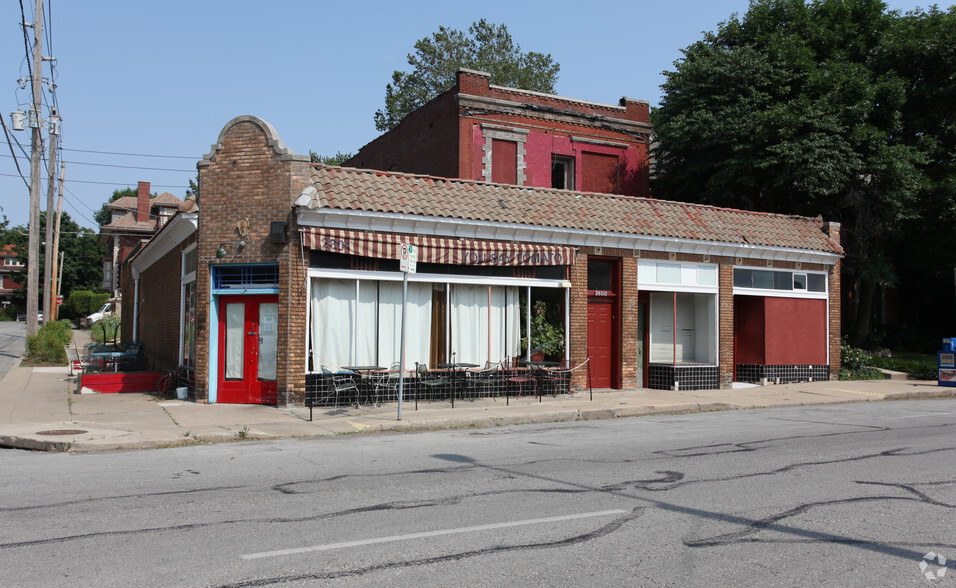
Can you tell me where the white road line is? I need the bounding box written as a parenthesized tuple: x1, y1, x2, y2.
(887, 412, 956, 419)
(240, 509, 628, 560)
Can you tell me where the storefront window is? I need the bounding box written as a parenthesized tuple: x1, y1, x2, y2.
(310, 278, 522, 372)
(649, 292, 717, 364)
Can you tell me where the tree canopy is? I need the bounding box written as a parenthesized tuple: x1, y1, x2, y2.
(651, 0, 955, 348)
(2, 211, 106, 309)
(309, 151, 353, 166)
(374, 20, 560, 131)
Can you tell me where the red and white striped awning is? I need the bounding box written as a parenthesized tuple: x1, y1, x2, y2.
(303, 227, 574, 266)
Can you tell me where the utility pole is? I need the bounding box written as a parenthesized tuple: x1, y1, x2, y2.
(43, 110, 58, 325)
(50, 161, 65, 321)
(25, 0, 44, 337)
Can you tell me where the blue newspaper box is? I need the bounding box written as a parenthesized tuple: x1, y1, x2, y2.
(939, 338, 956, 387)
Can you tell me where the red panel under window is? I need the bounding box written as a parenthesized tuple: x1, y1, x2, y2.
(734, 296, 766, 364)
(492, 140, 517, 184)
(764, 298, 827, 365)
(581, 152, 620, 194)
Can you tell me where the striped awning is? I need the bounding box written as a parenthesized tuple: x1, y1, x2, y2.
(302, 227, 574, 266)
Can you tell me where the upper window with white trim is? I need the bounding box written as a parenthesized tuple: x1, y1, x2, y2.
(733, 268, 826, 293)
(638, 260, 717, 292)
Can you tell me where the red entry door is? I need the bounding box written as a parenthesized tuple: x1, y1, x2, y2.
(218, 295, 278, 404)
(587, 299, 615, 388)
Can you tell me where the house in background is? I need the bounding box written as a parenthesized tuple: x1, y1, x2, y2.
(0, 244, 24, 307)
(344, 69, 653, 197)
(98, 181, 189, 298)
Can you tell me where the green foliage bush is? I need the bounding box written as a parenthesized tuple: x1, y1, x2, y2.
(839, 341, 886, 381)
(67, 290, 94, 316)
(867, 356, 938, 381)
(90, 292, 109, 312)
(25, 320, 72, 364)
(91, 314, 121, 344)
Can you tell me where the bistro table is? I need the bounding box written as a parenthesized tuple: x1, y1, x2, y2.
(341, 366, 385, 407)
(525, 361, 564, 399)
(436, 362, 480, 407)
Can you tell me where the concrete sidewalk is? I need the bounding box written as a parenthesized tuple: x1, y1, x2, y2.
(2, 341, 954, 453)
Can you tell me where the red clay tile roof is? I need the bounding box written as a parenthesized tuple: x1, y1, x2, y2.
(306, 166, 843, 255)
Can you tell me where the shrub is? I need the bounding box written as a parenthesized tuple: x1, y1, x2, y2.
(867, 356, 938, 381)
(839, 341, 886, 381)
(90, 292, 110, 312)
(67, 290, 94, 316)
(91, 314, 121, 344)
(26, 321, 71, 364)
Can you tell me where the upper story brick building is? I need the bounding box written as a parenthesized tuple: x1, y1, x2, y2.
(345, 69, 652, 197)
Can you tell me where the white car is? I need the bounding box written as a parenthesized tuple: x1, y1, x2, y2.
(87, 303, 112, 323)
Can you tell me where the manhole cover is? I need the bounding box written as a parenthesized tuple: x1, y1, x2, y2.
(35, 429, 87, 436)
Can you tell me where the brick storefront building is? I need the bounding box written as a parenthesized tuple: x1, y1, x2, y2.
(123, 116, 842, 405)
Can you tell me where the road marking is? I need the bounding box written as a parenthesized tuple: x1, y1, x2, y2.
(887, 412, 956, 419)
(825, 388, 886, 398)
(240, 509, 628, 560)
(346, 420, 371, 431)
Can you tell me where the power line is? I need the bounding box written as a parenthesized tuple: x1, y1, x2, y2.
(0, 173, 187, 189)
(0, 114, 30, 189)
(62, 147, 195, 160)
(0, 153, 193, 172)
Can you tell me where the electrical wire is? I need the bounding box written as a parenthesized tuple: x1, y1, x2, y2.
(18, 1, 33, 94)
(0, 153, 193, 173)
(61, 147, 195, 160)
(0, 172, 186, 190)
(0, 114, 30, 189)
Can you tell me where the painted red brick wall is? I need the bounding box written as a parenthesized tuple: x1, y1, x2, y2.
(734, 296, 766, 364)
(764, 298, 827, 365)
(345, 69, 651, 197)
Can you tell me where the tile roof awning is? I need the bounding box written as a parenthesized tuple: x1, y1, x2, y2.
(303, 227, 574, 267)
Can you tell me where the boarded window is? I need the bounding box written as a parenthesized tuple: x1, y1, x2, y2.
(491, 140, 517, 184)
(581, 152, 620, 194)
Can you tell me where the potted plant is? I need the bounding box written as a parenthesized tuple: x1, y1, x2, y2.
(522, 301, 565, 361)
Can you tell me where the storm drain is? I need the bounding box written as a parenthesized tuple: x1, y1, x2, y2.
(35, 429, 87, 436)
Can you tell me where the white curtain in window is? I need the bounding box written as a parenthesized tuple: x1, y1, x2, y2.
(450, 285, 519, 365)
(377, 281, 432, 371)
(311, 279, 355, 371)
(225, 303, 244, 379)
(356, 282, 378, 367)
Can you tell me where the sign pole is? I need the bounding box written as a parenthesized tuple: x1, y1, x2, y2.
(397, 243, 417, 421)
(398, 270, 407, 420)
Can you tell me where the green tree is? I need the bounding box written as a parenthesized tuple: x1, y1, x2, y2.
(185, 174, 200, 202)
(651, 0, 946, 347)
(374, 19, 560, 131)
(309, 151, 354, 166)
(5, 211, 106, 309)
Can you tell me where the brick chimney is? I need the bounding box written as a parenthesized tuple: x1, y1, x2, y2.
(137, 181, 150, 224)
(823, 221, 841, 246)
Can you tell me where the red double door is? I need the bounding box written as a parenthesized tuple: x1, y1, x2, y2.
(217, 295, 278, 404)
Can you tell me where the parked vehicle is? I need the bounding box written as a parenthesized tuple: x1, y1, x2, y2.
(87, 303, 112, 324)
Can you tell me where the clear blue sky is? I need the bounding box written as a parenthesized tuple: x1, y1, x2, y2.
(0, 0, 932, 230)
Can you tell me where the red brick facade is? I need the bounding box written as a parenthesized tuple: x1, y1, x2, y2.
(346, 69, 652, 198)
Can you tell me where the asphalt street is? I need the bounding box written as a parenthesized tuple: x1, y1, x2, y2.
(1, 398, 954, 586)
(0, 321, 26, 382)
